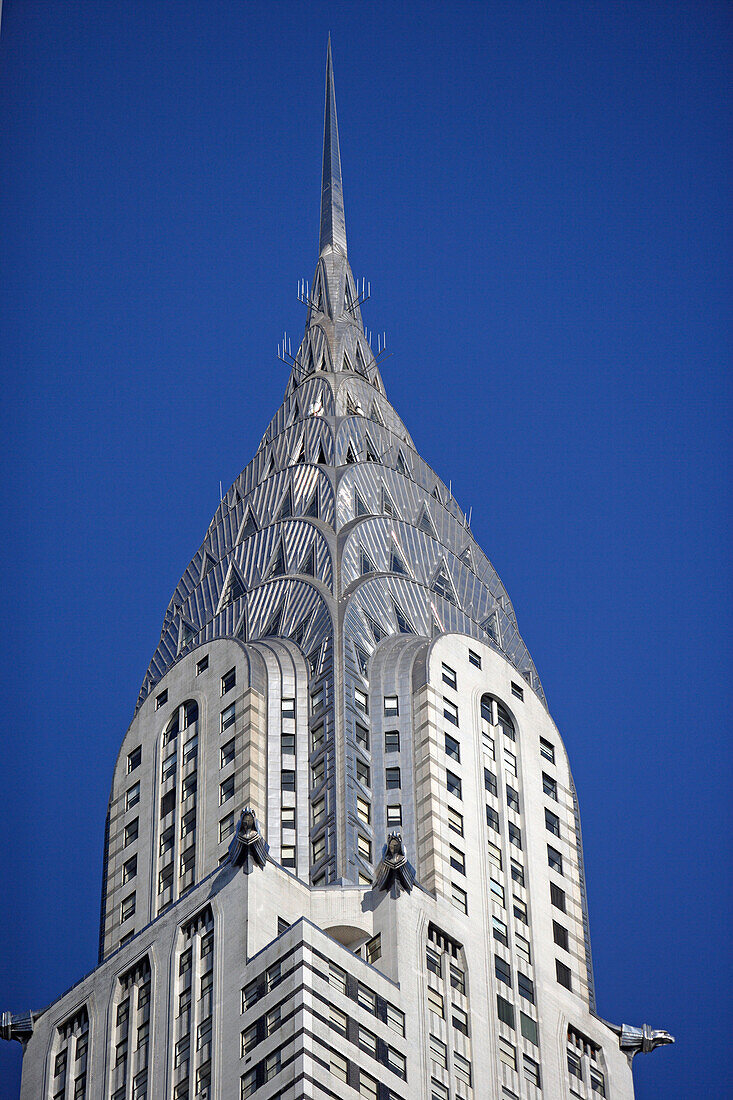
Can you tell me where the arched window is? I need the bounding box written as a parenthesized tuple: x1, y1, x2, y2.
(184, 700, 198, 728)
(480, 695, 517, 742)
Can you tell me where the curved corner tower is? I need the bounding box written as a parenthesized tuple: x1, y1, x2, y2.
(5, 42, 672, 1100)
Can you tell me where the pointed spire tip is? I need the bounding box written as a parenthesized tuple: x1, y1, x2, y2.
(319, 37, 347, 257)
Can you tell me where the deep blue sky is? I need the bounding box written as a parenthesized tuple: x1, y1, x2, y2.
(0, 2, 730, 1096)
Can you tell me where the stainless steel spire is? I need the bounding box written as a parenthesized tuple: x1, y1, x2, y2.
(319, 37, 347, 257)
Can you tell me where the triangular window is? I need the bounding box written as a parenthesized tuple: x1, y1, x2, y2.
(266, 539, 287, 579)
(370, 401, 384, 426)
(359, 547, 377, 576)
(200, 551, 217, 581)
(382, 485, 398, 517)
(304, 488, 319, 518)
(316, 441, 328, 465)
(345, 442, 358, 464)
(292, 436, 306, 464)
(396, 450, 410, 478)
(364, 613, 386, 645)
(354, 488, 370, 517)
(287, 399, 300, 426)
(262, 604, 284, 638)
(299, 545, 315, 577)
(313, 273, 324, 312)
(355, 344, 368, 377)
(233, 487, 244, 505)
(364, 433, 379, 463)
(417, 505, 437, 538)
(346, 393, 359, 416)
(389, 546, 409, 577)
(219, 563, 247, 610)
(178, 618, 196, 651)
(290, 611, 312, 650)
(237, 506, 258, 544)
(432, 485, 442, 503)
(482, 611, 500, 644)
(459, 545, 475, 571)
(264, 453, 275, 478)
(342, 349, 353, 372)
(354, 644, 370, 678)
(431, 561, 457, 605)
(344, 280, 354, 311)
(303, 345, 313, 375)
(392, 600, 416, 635)
(276, 489, 293, 521)
(235, 607, 247, 640)
(308, 646, 322, 676)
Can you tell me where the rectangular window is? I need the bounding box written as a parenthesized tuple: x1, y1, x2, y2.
(329, 1005, 347, 1036)
(498, 1036, 517, 1071)
(357, 834, 372, 862)
(357, 983, 377, 1014)
(540, 737, 555, 763)
(513, 897, 528, 924)
(448, 806, 464, 836)
(508, 822, 522, 849)
(515, 933, 531, 965)
(488, 839, 503, 869)
(590, 1070, 607, 1096)
(156, 689, 168, 709)
(357, 759, 371, 787)
(281, 769, 295, 792)
(454, 1052, 472, 1086)
(427, 988, 444, 1019)
(385, 729, 400, 753)
(122, 855, 137, 884)
(127, 746, 142, 773)
(497, 994, 515, 1028)
(504, 747, 518, 778)
(356, 795, 371, 825)
(551, 882, 566, 912)
(221, 703, 236, 731)
(219, 812, 235, 842)
(281, 731, 296, 755)
(431, 1081, 450, 1100)
(385, 766, 401, 790)
(518, 973, 535, 1004)
(386, 1003, 405, 1037)
(281, 805, 296, 829)
(180, 845, 195, 876)
(511, 682, 524, 700)
(490, 877, 505, 906)
(567, 1051, 583, 1080)
(484, 767, 498, 795)
(358, 1025, 377, 1056)
(353, 721, 368, 749)
(443, 698, 459, 726)
(451, 882, 468, 914)
(543, 772, 558, 799)
(492, 915, 509, 946)
(553, 921, 569, 951)
(444, 731, 460, 761)
(311, 758, 325, 787)
(495, 955, 512, 987)
(312, 723, 325, 751)
(383, 694, 399, 717)
(124, 819, 139, 846)
(281, 697, 295, 719)
(221, 667, 236, 695)
(446, 770, 462, 799)
(218, 738, 235, 768)
(181, 807, 196, 839)
(120, 893, 136, 921)
(359, 1070, 378, 1099)
(241, 1069, 257, 1098)
(450, 962, 466, 994)
(449, 845, 466, 874)
(506, 785, 519, 812)
(510, 859, 524, 886)
(486, 805, 500, 832)
(312, 686, 325, 713)
(430, 1034, 448, 1069)
(548, 845, 563, 874)
(159, 824, 174, 856)
(556, 959, 572, 989)
(220, 775, 235, 804)
(160, 789, 175, 818)
(545, 808, 561, 837)
(161, 749, 177, 782)
(523, 1054, 541, 1087)
(281, 844, 296, 867)
(365, 934, 381, 964)
(426, 944, 442, 975)
(329, 1051, 348, 1082)
(125, 783, 140, 810)
(196, 655, 208, 675)
(312, 835, 326, 863)
(182, 734, 198, 766)
(354, 686, 368, 714)
(521, 1012, 538, 1045)
(328, 961, 347, 994)
(158, 864, 173, 896)
(387, 804, 402, 827)
(468, 648, 481, 668)
(441, 662, 457, 689)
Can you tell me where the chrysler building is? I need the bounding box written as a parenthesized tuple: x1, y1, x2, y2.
(2, 42, 672, 1100)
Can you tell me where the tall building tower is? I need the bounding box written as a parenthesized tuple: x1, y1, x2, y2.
(3, 43, 672, 1100)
